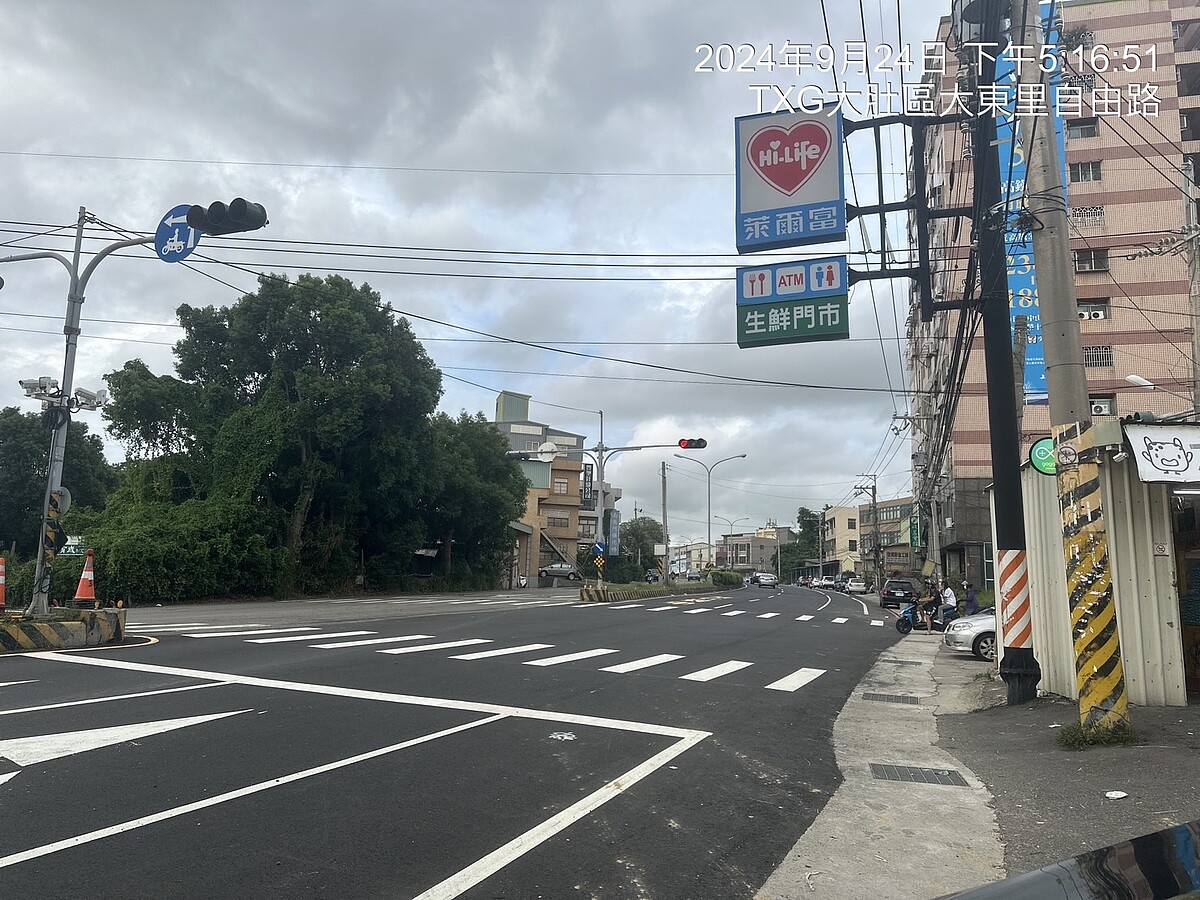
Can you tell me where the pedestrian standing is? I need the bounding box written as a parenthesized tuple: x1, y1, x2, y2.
(940, 580, 957, 623)
(965, 582, 979, 615)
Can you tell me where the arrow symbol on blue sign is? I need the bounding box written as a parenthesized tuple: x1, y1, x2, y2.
(162, 213, 190, 227)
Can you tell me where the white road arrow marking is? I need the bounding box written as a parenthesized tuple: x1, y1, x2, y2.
(0, 772, 17, 788)
(0, 710, 250, 767)
(0, 681, 37, 689)
(162, 214, 190, 226)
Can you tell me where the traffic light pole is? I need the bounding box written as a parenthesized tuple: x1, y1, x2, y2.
(0, 208, 154, 616)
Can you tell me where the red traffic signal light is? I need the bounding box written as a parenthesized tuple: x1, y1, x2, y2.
(186, 198, 268, 235)
(678, 438, 708, 449)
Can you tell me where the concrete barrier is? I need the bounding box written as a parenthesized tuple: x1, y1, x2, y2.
(0, 609, 125, 653)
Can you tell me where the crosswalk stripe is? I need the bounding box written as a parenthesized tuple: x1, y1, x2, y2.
(647, 606, 676, 611)
(870, 620, 885, 627)
(765, 667, 826, 692)
(449, 643, 555, 660)
(796, 615, 814, 621)
(126, 623, 211, 630)
(523, 648, 619, 667)
(721, 611, 748, 617)
(311, 634, 433, 649)
(571, 603, 594, 608)
(599, 654, 685, 673)
(757, 613, 781, 619)
(186, 627, 319, 639)
(247, 631, 375, 644)
(683, 609, 710, 615)
(831, 617, 849, 624)
(680, 660, 754, 682)
(608, 604, 644, 609)
(377, 639, 491, 655)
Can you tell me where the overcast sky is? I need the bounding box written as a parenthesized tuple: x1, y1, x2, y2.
(0, 0, 948, 545)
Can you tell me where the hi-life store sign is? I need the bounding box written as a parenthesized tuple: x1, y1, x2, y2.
(735, 107, 848, 349)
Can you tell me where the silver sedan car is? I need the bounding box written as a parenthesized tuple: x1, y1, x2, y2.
(943, 611, 997, 661)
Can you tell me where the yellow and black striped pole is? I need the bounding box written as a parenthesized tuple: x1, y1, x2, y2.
(1054, 422, 1129, 729)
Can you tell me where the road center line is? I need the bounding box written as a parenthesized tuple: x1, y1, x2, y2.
(817, 597, 832, 611)
(854, 598, 869, 615)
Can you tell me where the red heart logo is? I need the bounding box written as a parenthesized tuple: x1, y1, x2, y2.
(747, 121, 833, 196)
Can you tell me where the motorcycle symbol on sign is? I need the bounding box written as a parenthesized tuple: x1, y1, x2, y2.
(160, 228, 186, 257)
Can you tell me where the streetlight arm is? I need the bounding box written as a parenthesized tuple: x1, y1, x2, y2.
(0, 250, 74, 276)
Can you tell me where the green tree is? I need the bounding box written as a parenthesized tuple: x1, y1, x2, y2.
(101, 273, 445, 596)
(0, 407, 117, 557)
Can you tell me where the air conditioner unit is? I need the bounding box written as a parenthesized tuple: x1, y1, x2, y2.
(944, 517, 954, 529)
(1092, 399, 1115, 416)
(1090, 309, 1107, 319)
(1078, 310, 1088, 319)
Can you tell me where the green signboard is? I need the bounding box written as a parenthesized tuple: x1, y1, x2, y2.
(736, 295, 849, 349)
(908, 517, 922, 548)
(1029, 437, 1056, 476)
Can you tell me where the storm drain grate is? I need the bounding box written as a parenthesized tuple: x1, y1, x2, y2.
(878, 658, 923, 666)
(862, 692, 921, 705)
(869, 764, 969, 787)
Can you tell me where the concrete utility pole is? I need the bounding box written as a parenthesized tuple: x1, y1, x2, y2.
(1014, 0, 1127, 728)
(972, 0, 1042, 704)
(660, 461, 669, 579)
(856, 474, 880, 584)
(1184, 164, 1200, 417)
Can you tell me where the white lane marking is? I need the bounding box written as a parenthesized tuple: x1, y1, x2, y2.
(0, 714, 506, 872)
(125, 623, 211, 630)
(311, 634, 433, 649)
(413, 729, 708, 900)
(765, 667, 826, 692)
(129, 624, 265, 632)
(449, 643, 554, 660)
(247, 631, 375, 644)
(599, 654, 684, 673)
(0, 680, 38, 689)
(854, 598, 869, 615)
(523, 649, 619, 667)
(749, 599, 760, 603)
(817, 597, 832, 611)
(679, 660, 754, 682)
(831, 617, 849, 624)
(871, 620, 885, 627)
(683, 609, 710, 615)
(0, 682, 225, 718)
(647, 606, 676, 612)
(713, 604, 733, 609)
(377, 639, 491, 655)
(571, 603, 595, 608)
(0, 710, 250, 766)
(721, 611, 748, 617)
(186, 627, 319, 639)
(796, 615, 814, 621)
(0, 772, 17, 788)
(608, 604, 644, 609)
(757, 613, 781, 619)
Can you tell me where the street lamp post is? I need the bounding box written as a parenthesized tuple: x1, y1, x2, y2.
(673, 453, 747, 569)
(1125, 374, 1197, 412)
(714, 515, 749, 570)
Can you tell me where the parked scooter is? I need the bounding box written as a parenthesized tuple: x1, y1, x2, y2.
(895, 600, 958, 634)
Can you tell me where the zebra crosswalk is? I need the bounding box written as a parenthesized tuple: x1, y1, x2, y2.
(123, 622, 833, 694)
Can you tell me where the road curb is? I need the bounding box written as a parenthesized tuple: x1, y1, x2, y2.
(0, 609, 125, 653)
(755, 637, 1004, 899)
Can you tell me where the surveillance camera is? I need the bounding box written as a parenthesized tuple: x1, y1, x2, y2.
(19, 378, 41, 392)
(75, 388, 98, 404)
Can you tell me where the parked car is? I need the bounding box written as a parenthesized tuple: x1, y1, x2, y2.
(846, 576, 868, 594)
(943, 611, 997, 661)
(538, 562, 581, 581)
(819, 575, 836, 588)
(879, 578, 920, 608)
(686, 571, 703, 581)
(757, 573, 779, 587)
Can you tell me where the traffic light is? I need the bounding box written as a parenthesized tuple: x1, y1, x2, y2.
(678, 438, 708, 449)
(186, 198, 268, 235)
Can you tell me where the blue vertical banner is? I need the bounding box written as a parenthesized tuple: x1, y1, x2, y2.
(994, 2, 1067, 405)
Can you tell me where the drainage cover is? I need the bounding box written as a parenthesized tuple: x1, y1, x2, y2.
(878, 658, 923, 666)
(862, 692, 921, 705)
(869, 764, 969, 787)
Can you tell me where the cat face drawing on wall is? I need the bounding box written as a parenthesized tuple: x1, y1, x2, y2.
(1142, 436, 1193, 474)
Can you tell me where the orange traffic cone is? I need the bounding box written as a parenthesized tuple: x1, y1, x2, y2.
(75, 549, 98, 609)
(0, 556, 6, 611)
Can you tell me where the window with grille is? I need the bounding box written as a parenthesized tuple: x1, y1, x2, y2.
(546, 516, 570, 528)
(847, 518, 856, 529)
(1065, 117, 1099, 139)
(1082, 345, 1114, 367)
(1069, 161, 1101, 182)
(848, 540, 858, 552)
(1069, 206, 1104, 227)
(1063, 73, 1096, 92)
(552, 478, 568, 495)
(1074, 248, 1109, 272)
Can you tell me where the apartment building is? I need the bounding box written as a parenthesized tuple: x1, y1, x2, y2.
(820, 506, 859, 575)
(857, 495, 918, 583)
(909, 0, 1197, 587)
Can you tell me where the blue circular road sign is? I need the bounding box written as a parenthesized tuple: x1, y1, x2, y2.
(155, 204, 202, 263)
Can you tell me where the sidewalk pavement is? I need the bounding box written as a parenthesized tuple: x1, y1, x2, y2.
(755, 630, 1200, 899)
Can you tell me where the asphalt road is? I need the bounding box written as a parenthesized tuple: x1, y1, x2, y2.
(0, 584, 900, 899)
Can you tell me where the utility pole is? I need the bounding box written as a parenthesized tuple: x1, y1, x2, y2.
(857, 474, 880, 585)
(660, 461, 669, 580)
(1014, 0, 1126, 727)
(1184, 163, 1200, 416)
(972, 0, 1042, 704)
